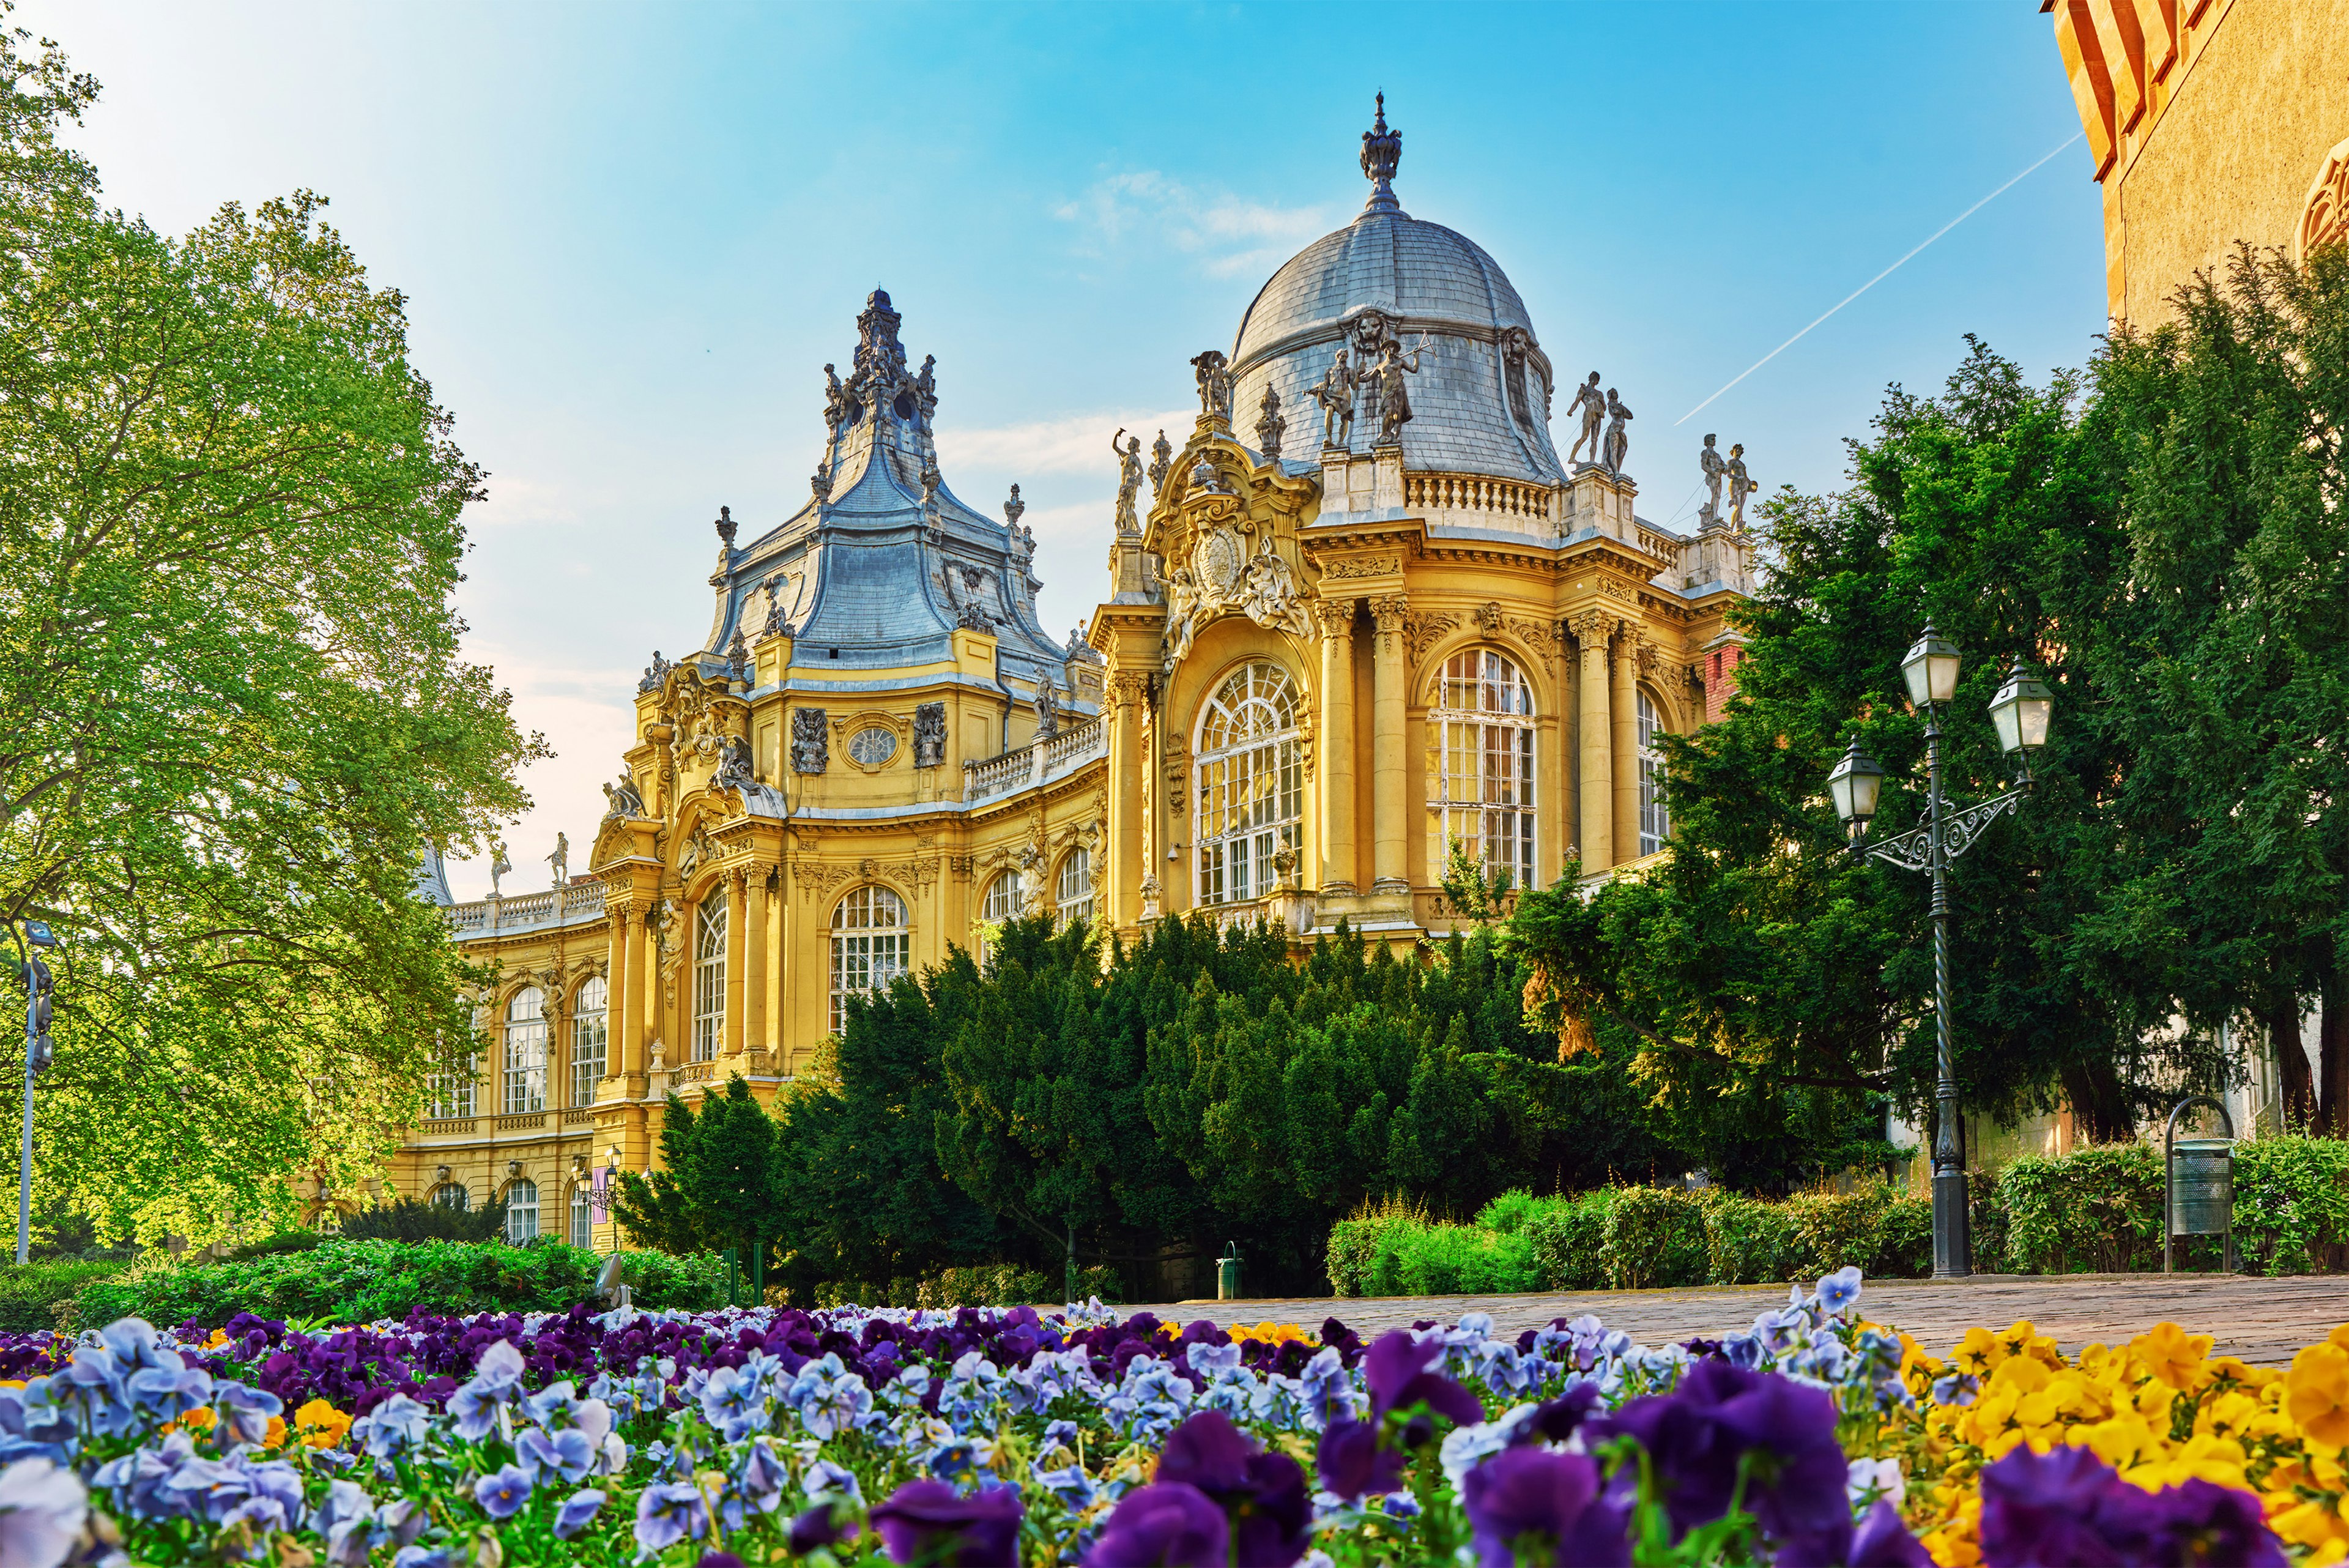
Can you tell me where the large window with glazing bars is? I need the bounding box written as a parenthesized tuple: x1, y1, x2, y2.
(1056, 847, 1093, 929)
(428, 1006, 480, 1120)
(691, 892, 726, 1063)
(831, 885, 909, 1036)
(1638, 688, 1671, 856)
(502, 987, 547, 1115)
(1429, 648, 1537, 892)
(571, 975, 607, 1107)
(1193, 663, 1303, 906)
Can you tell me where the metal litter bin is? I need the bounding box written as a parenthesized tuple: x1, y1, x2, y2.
(2164, 1095, 2236, 1274)
(1217, 1243, 1243, 1302)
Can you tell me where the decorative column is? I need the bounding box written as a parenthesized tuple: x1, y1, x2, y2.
(618, 902, 647, 1077)
(724, 867, 748, 1056)
(1107, 672, 1146, 927)
(1612, 631, 1640, 866)
(745, 867, 769, 1058)
(1570, 612, 1616, 873)
(1313, 598, 1357, 895)
(1370, 594, 1410, 894)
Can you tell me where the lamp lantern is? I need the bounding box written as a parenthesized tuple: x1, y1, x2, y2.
(1987, 660, 2055, 754)
(1825, 739, 1886, 835)
(1901, 623, 1962, 708)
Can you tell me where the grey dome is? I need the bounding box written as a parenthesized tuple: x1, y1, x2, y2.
(1228, 105, 1565, 486)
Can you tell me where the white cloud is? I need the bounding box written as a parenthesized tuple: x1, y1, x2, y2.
(935, 406, 1195, 480)
(1053, 170, 1326, 280)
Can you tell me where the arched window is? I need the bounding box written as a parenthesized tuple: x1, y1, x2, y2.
(831, 886, 909, 1036)
(1430, 649, 1537, 891)
(503, 987, 547, 1115)
(571, 975, 607, 1109)
(1638, 689, 1671, 856)
(1056, 847, 1094, 929)
(428, 1009, 478, 1121)
(691, 891, 727, 1063)
(1194, 663, 1303, 906)
(430, 1181, 469, 1211)
(976, 871, 1021, 968)
(506, 1178, 539, 1244)
(569, 1184, 593, 1250)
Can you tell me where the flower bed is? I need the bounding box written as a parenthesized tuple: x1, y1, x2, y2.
(0, 1275, 2327, 1566)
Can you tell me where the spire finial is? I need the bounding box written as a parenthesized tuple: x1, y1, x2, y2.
(1360, 92, 1402, 214)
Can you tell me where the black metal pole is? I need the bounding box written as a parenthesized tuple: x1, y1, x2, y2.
(1926, 712, 1970, 1278)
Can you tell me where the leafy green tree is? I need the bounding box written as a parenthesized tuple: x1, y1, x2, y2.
(0, 25, 540, 1244)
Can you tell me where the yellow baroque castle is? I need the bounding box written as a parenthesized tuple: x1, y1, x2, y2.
(380, 104, 1756, 1247)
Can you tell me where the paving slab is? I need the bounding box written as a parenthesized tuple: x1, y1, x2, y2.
(1127, 1273, 2349, 1366)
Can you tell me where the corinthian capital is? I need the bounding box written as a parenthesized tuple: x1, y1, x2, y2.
(1309, 596, 1357, 638)
(1369, 593, 1409, 634)
(1566, 610, 1620, 648)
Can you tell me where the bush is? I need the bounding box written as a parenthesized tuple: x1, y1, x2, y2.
(1997, 1142, 2161, 1274)
(1597, 1187, 1710, 1290)
(2233, 1136, 2349, 1275)
(1702, 1192, 1798, 1285)
(65, 1240, 724, 1329)
(809, 1263, 1064, 1310)
(1524, 1191, 1615, 1291)
(0, 1260, 128, 1332)
(341, 1197, 511, 1246)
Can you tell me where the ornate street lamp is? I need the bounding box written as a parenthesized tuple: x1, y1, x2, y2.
(1830, 635, 2054, 1279)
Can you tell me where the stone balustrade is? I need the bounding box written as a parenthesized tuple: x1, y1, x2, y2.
(442, 879, 608, 937)
(965, 715, 1107, 803)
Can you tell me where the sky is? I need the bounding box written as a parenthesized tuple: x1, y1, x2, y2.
(23, 1, 2107, 899)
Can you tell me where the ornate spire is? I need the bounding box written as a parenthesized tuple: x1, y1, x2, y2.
(1360, 92, 1402, 214)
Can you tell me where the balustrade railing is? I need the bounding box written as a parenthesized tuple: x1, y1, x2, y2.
(1044, 716, 1105, 771)
(1406, 472, 1553, 523)
(443, 878, 609, 937)
(965, 716, 1107, 803)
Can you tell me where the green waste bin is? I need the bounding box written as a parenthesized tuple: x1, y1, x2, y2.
(1217, 1243, 1242, 1302)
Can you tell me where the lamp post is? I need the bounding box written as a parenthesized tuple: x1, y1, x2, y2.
(7, 920, 56, 1268)
(1827, 626, 2054, 1279)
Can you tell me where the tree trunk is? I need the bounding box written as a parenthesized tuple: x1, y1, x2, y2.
(2268, 995, 2317, 1131)
(2318, 944, 2346, 1137)
(2060, 1058, 2135, 1145)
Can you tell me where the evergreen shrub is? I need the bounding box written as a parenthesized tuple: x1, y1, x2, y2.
(1994, 1135, 2349, 1276)
(0, 1259, 127, 1331)
(64, 1239, 724, 1329)
(807, 1263, 1066, 1309)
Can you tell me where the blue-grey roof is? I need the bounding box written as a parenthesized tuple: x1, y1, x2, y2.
(1227, 141, 1566, 486)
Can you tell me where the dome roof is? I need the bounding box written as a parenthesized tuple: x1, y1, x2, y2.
(1228, 99, 1565, 488)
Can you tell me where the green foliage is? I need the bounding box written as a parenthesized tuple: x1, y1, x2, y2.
(810, 1263, 1055, 1311)
(1349, 1183, 1933, 1295)
(0, 27, 541, 1246)
(0, 1258, 125, 1332)
(612, 1094, 718, 1257)
(2232, 1137, 2349, 1275)
(340, 1197, 510, 1246)
(64, 1239, 724, 1330)
(675, 1074, 779, 1251)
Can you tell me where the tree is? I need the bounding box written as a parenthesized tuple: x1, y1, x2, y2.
(610, 1093, 714, 1257)
(677, 1076, 780, 1287)
(0, 25, 541, 1243)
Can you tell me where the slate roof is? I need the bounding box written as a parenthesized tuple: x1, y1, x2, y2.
(1226, 135, 1566, 486)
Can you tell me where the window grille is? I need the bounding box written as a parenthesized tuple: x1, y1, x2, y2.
(1429, 649, 1538, 891)
(503, 987, 547, 1115)
(1194, 663, 1303, 906)
(830, 886, 909, 1036)
(692, 893, 727, 1063)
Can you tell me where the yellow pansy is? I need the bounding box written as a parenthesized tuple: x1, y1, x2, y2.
(292, 1398, 352, 1449)
(2290, 1342, 2349, 1449)
(2131, 1321, 2214, 1391)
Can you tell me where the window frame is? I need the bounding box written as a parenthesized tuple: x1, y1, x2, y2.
(829, 885, 910, 1036)
(691, 891, 727, 1063)
(571, 975, 608, 1108)
(430, 1181, 469, 1212)
(1192, 662, 1304, 908)
(1055, 847, 1094, 929)
(503, 986, 547, 1115)
(1637, 686, 1671, 856)
(569, 1183, 593, 1250)
(1428, 648, 1538, 893)
(505, 1178, 539, 1244)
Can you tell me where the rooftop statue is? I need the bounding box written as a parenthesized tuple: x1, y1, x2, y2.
(603, 770, 645, 822)
(714, 505, 737, 548)
(1726, 443, 1756, 528)
(1369, 332, 1430, 447)
(488, 838, 511, 899)
(1191, 349, 1234, 421)
(547, 831, 568, 888)
(1698, 433, 1727, 525)
(1111, 429, 1145, 533)
(1308, 349, 1355, 448)
(1603, 388, 1633, 478)
(822, 363, 848, 431)
(1360, 91, 1403, 212)
(1567, 373, 1605, 467)
(1148, 429, 1173, 497)
(1255, 383, 1287, 460)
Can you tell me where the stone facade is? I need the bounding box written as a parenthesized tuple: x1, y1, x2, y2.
(2044, 0, 2349, 325)
(377, 106, 1753, 1243)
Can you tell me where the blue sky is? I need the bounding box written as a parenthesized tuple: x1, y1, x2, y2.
(28, 1, 2104, 898)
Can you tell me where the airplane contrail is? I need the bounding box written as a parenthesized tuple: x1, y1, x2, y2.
(1674, 132, 2085, 427)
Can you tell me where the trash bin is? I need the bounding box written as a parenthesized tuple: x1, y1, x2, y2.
(1216, 1243, 1242, 1302)
(2164, 1095, 2237, 1274)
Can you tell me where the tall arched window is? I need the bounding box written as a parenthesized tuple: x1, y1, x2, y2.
(569, 1184, 593, 1250)
(503, 987, 547, 1115)
(1194, 663, 1303, 906)
(429, 1008, 478, 1120)
(831, 886, 909, 1036)
(1056, 847, 1094, 929)
(1638, 688, 1671, 856)
(976, 871, 1021, 968)
(691, 891, 727, 1063)
(571, 975, 607, 1108)
(1430, 649, 1537, 891)
(505, 1178, 539, 1244)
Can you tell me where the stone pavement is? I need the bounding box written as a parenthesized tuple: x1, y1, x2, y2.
(1129, 1273, 2349, 1366)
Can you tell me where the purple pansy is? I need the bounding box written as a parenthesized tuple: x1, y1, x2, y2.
(869, 1479, 1023, 1567)
(1460, 1447, 1630, 1568)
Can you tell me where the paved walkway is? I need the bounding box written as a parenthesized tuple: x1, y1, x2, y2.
(1130, 1273, 2349, 1366)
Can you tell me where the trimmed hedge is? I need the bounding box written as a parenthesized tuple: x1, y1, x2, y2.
(809, 1263, 1121, 1310)
(0, 1260, 130, 1332)
(65, 1240, 726, 1330)
(1327, 1136, 2349, 1295)
(1330, 1184, 1932, 1296)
